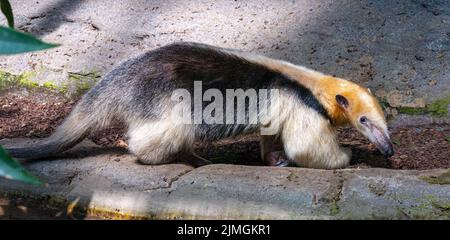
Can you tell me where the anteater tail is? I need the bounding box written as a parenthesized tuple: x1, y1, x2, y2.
(6, 96, 110, 159)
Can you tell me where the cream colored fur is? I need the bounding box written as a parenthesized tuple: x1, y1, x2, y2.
(128, 119, 196, 165)
(127, 99, 196, 165)
(260, 92, 351, 169)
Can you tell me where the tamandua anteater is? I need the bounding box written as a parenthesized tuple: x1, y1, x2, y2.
(6, 42, 394, 169)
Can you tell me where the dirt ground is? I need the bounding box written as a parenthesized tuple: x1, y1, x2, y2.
(1, 91, 449, 170)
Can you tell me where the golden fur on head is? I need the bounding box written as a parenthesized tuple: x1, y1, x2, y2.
(314, 76, 385, 128)
(226, 52, 386, 129)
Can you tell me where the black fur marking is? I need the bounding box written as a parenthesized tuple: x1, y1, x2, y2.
(277, 78, 330, 120)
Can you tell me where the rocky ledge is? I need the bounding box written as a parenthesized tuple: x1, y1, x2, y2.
(0, 138, 449, 219)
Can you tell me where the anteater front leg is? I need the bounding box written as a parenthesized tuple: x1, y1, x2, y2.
(281, 118, 351, 169)
(279, 106, 351, 169)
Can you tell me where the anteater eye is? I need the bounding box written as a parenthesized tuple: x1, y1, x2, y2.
(360, 116, 368, 124)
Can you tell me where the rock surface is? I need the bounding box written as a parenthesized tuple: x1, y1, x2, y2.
(0, 0, 450, 104)
(0, 139, 449, 219)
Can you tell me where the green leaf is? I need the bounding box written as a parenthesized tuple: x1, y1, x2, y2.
(0, 0, 14, 28)
(0, 26, 59, 55)
(445, 135, 450, 143)
(0, 146, 43, 185)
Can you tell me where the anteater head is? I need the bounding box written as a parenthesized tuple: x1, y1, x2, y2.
(331, 79, 394, 157)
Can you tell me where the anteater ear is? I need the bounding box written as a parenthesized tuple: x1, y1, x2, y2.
(335, 94, 349, 109)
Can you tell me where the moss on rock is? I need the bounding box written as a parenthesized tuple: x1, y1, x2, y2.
(0, 70, 37, 89)
(42, 81, 59, 91)
(397, 106, 427, 115)
(395, 194, 450, 219)
(394, 95, 450, 117)
(427, 95, 450, 117)
(329, 201, 340, 216)
(0, 69, 101, 97)
(432, 201, 450, 213)
(419, 171, 450, 185)
(67, 71, 101, 96)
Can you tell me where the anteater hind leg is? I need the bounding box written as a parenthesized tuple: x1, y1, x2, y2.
(260, 135, 289, 167)
(127, 120, 195, 165)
